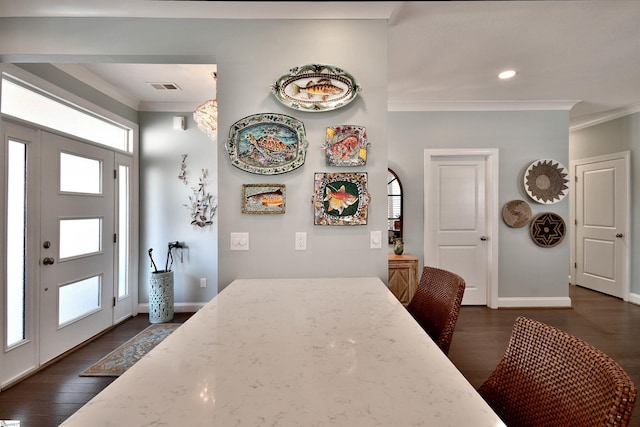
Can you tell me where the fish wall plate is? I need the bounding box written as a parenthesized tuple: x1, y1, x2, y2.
(312, 172, 370, 225)
(271, 64, 362, 112)
(323, 125, 370, 166)
(524, 159, 569, 204)
(242, 184, 285, 214)
(226, 113, 309, 175)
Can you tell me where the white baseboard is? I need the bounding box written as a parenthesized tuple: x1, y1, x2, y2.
(497, 296, 572, 308)
(138, 302, 206, 313)
(628, 292, 640, 306)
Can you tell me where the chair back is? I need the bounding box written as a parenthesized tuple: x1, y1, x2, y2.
(406, 266, 465, 355)
(478, 316, 638, 427)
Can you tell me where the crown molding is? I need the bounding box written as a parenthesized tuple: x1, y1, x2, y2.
(139, 101, 200, 113)
(570, 103, 640, 131)
(0, 1, 399, 19)
(388, 100, 580, 113)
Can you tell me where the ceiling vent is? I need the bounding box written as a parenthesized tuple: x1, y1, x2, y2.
(149, 82, 182, 91)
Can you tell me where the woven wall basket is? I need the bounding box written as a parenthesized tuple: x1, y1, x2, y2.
(502, 199, 532, 228)
(529, 212, 566, 248)
(524, 159, 569, 204)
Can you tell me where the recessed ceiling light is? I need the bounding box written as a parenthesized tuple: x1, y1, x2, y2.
(498, 70, 517, 80)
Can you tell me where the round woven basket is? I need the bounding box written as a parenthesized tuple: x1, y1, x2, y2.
(502, 199, 532, 228)
(524, 159, 569, 204)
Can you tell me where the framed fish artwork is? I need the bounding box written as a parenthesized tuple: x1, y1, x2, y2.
(313, 172, 370, 225)
(242, 184, 286, 214)
(226, 113, 309, 175)
(271, 64, 362, 112)
(323, 125, 369, 166)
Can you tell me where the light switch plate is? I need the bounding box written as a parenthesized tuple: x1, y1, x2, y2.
(230, 232, 249, 251)
(370, 230, 382, 249)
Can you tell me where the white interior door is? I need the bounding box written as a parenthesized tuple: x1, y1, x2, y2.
(574, 153, 629, 299)
(39, 132, 115, 364)
(424, 150, 499, 306)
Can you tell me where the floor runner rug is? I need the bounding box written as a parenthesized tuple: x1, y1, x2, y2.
(80, 323, 180, 377)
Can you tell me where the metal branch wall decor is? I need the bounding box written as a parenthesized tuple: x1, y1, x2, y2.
(184, 168, 217, 227)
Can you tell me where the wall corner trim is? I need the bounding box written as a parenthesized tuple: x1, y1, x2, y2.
(628, 292, 640, 306)
(497, 297, 572, 309)
(138, 302, 206, 314)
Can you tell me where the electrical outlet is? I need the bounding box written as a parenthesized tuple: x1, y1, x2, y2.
(295, 232, 307, 251)
(200, 278, 207, 288)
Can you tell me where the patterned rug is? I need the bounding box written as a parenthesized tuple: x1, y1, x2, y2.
(80, 323, 180, 377)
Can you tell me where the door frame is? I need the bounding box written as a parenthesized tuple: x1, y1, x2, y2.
(570, 151, 630, 301)
(424, 148, 499, 308)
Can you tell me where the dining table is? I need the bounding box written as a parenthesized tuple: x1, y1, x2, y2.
(60, 277, 505, 426)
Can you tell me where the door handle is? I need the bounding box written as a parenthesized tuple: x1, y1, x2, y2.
(42, 257, 55, 265)
(616, 233, 624, 238)
(480, 236, 488, 241)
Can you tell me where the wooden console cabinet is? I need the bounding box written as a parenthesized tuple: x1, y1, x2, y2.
(388, 254, 419, 306)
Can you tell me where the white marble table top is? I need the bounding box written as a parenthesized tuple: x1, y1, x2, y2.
(60, 277, 505, 426)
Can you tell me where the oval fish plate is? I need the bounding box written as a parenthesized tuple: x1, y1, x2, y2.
(226, 113, 309, 175)
(271, 64, 362, 112)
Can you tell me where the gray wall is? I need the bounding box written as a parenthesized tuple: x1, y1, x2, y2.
(388, 110, 570, 299)
(139, 112, 219, 303)
(215, 21, 389, 290)
(570, 112, 640, 295)
(1, 17, 389, 300)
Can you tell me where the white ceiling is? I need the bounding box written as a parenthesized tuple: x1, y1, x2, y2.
(6, 1, 640, 129)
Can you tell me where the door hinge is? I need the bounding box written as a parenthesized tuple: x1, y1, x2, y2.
(114, 169, 117, 179)
(575, 175, 578, 182)
(113, 297, 116, 307)
(113, 233, 117, 243)
(575, 219, 578, 225)
(574, 262, 577, 269)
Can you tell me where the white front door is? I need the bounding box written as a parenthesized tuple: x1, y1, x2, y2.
(39, 132, 115, 364)
(573, 152, 629, 299)
(424, 149, 499, 306)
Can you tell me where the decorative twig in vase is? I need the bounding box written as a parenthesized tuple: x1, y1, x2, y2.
(148, 241, 183, 273)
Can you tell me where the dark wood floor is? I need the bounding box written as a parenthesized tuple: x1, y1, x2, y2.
(0, 285, 638, 427)
(0, 313, 193, 427)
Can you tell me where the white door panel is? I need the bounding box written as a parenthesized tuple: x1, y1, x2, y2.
(1, 123, 40, 387)
(113, 153, 135, 323)
(425, 150, 497, 306)
(574, 154, 628, 299)
(39, 132, 114, 364)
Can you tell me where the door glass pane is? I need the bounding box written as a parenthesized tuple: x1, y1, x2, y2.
(59, 276, 101, 325)
(59, 218, 102, 259)
(6, 140, 27, 347)
(1, 76, 132, 152)
(118, 165, 130, 298)
(60, 152, 101, 194)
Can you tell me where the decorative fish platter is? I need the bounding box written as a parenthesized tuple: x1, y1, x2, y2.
(323, 125, 369, 166)
(271, 64, 362, 112)
(226, 113, 309, 175)
(313, 172, 370, 226)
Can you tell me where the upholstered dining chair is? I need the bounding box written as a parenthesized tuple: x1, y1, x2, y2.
(478, 316, 638, 427)
(406, 266, 466, 355)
